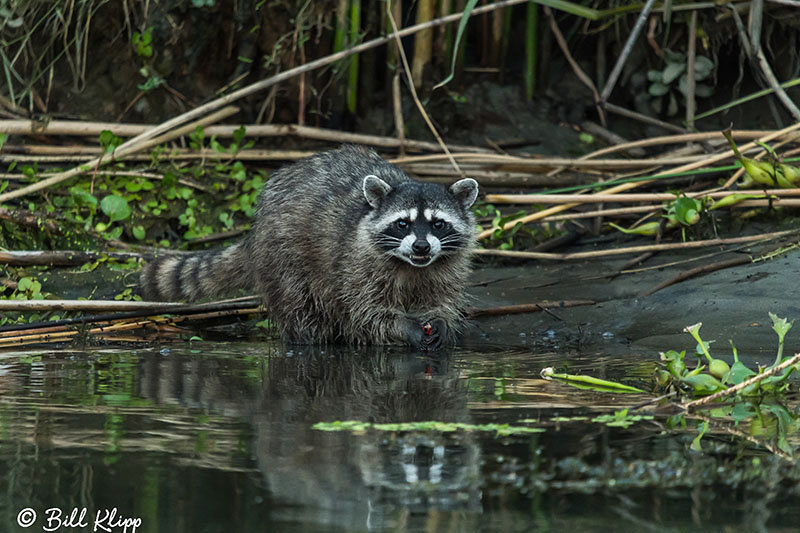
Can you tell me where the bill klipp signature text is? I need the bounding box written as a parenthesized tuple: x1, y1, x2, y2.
(16, 507, 142, 533)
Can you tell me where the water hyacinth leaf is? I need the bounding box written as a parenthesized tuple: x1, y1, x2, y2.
(312, 420, 544, 435)
(725, 360, 756, 385)
(664, 49, 685, 64)
(681, 373, 725, 395)
(100, 195, 131, 223)
(661, 350, 686, 378)
(667, 92, 679, 116)
(769, 312, 792, 341)
(540, 367, 645, 393)
(673, 196, 701, 225)
(592, 409, 654, 429)
(730, 402, 755, 424)
(709, 359, 730, 380)
(694, 56, 714, 79)
(662, 62, 685, 85)
(608, 221, 660, 236)
(69, 186, 98, 207)
(708, 193, 766, 210)
(691, 421, 709, 451)
(648, 81, 669, 97)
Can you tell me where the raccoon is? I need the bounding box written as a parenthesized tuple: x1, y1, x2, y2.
(138, 145, 479, 350)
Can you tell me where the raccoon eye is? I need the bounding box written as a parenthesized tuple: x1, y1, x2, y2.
(432, 219, 446, 230)
(396, 220, 410, 230)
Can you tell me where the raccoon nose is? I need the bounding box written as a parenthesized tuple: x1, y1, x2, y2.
(412, 239, 431, 255)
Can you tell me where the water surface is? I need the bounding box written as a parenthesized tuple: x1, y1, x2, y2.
(0, 342, 797, 532)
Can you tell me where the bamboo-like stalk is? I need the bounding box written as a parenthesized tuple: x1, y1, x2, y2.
(0, 299, 187, 312)
(0, 0, 529, 205)
(639, 256, 751, 297)
(0, 296, 260, 335)
(599, 0, 658, 102)
(0, 121, 492, 153)
(387, 7, 463, 176)
(0, 149, 316, 164)
(412, 0, 435, 88)
(394, 152, 718, 168)
(465, 299, 595, 318)
(528, 198, 800, 223)
(347, 0, 362, 114)
(0, 307, 263, 348)
(474, 229, 800, 260)
(524, 1, 538, 100)
(0, 250, 149, 266)
(485, 188, 800, 204)
(545, 6, 604, 125)
(566, 130, 789, 162)
(603, 102, 687, 134)
(477, 121, 800, 240)
(685, 10, 698, 129)
(490, 4, 504, 66)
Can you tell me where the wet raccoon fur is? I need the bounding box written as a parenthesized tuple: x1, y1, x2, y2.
(138, 145, 479, 349)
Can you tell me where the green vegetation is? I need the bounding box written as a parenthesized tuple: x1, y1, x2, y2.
(539, 367, 645, 393)
(658, 315, 798, 398)
(312, 420, 545, 436)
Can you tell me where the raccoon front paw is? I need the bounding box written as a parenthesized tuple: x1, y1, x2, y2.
(420, 318, 448, 352)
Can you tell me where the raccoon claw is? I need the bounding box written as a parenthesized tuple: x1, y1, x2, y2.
(420, 318, 447, 352)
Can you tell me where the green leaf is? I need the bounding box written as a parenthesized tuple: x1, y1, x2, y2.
(646, 70, 663, 82)
(673, 196, 702, 225)
(694, 55, 714, 79)
(99, 130, 123, 153)
(661, 350, 687, 378)
(17, 277, 32, 292)
(691, 421, 709, 451)
(608, 221, 659, 236)
(70, 186, 98, 207)
(232, 125, 246, 146)
(592, 409, 654, 429)
(648, 82, 669, 97)
(100, 195, 131, 223)
(540, 367, 645, 393)
(681, 373, 725, 395)
(662, 62, 685, 85)
(664, 49, 685, 64)
(769, 312, 792, 340)
(433, 0, 479, 91)
(132, 225, 146, 240)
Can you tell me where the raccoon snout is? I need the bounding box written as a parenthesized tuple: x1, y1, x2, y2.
(412, 239, 431, 255)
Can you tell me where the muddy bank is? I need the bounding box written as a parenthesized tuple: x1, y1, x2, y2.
(466, 225, 800, 359)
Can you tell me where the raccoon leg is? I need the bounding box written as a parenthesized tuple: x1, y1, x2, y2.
(397, 316, 448, 351)
(398, 316, 427, 349)
(421, 318, 448, 352)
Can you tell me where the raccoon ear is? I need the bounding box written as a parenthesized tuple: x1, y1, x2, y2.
(449, 178, 479, 208)
(363, 175, 392, 208)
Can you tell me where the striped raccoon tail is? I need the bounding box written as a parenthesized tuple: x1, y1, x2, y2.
(138, 242, 250, 302)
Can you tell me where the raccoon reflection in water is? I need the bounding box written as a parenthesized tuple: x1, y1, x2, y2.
(139, 145, 479, 350)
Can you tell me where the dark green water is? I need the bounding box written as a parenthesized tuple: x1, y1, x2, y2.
(0, 342, 798, 532)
